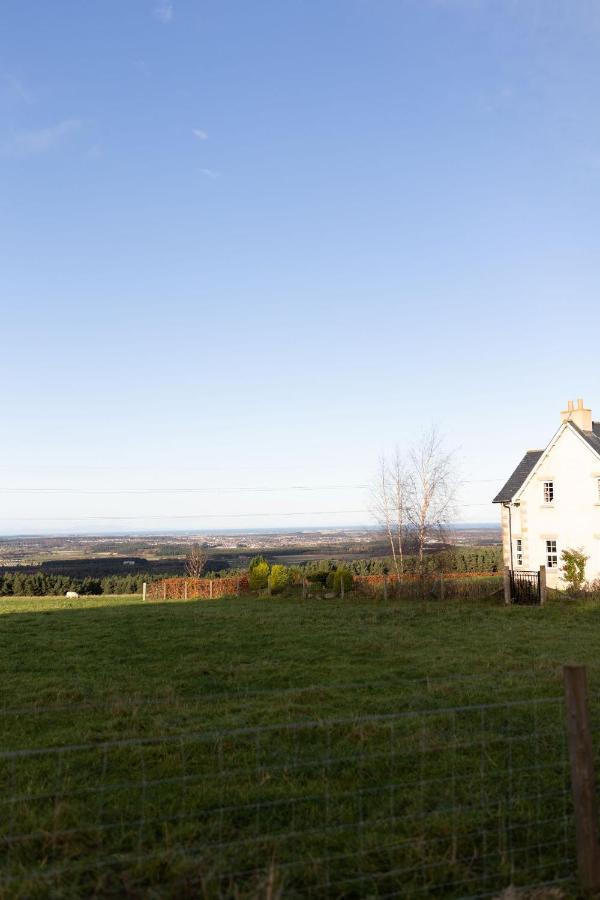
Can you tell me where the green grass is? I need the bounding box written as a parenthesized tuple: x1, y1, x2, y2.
(1, 589, 598, 897)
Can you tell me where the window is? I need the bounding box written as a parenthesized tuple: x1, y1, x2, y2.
(543, 481, 554, 503)
(546, 540, 558, 568)
(515, 539, 523, 567)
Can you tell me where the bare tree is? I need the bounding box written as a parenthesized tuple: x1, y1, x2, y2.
(185, 542, 207, 578)
(371, 448, 406, 577)
(404, 427, 457, 574)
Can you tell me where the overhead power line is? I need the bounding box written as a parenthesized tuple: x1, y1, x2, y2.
(0, 510, 376, 522)
(0, 463, 349, 472)
(0, 478, 504, 495)
(0, 502, 496, 522)
(0, 484, 369, 495)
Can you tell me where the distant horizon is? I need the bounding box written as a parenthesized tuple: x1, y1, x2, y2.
(0, 521, 501, 540)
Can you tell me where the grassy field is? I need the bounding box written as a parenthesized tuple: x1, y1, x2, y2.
(1, 589, 599, 897)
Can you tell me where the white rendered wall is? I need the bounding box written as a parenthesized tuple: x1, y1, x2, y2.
(509, 426, 600, 587)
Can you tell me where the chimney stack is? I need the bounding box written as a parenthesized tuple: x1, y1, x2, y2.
(561, 398, 592, 432)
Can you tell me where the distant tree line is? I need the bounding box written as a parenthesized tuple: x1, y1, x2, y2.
(0, 547, 501, 596)
(240, 547, 502, 583)
(284, 547, 501, 578)
(0, 572, 151, 597)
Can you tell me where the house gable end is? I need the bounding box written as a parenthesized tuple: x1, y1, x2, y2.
(512, 422, 600, 503)
(495, 400, 600, 586)
(493, 422, 600, 505)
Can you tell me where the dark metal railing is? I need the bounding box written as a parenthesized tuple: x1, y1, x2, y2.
(510, 569, 541, 605)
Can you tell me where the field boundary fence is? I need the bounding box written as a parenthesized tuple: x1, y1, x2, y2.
(351, 572, 502, 601)
(5, 666, 600, 897)
(146, 575, 250, 601)
(146, 571, 502, 603)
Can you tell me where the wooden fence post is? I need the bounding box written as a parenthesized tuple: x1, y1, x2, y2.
(302, 578, 306, 600)
(503, 567, 511, 606)
(163, 581, 167, 601)
(563, 665, 600, 892)
(340, 577, 344, 600)
(439, 574, 445, 602)
(237, 578, 240, 597)
(383, 575, 388, 602)
(209, 579, 213, 600)
(184, 580, 188, 601)
(539, 565, 547, 606)
(142, 582, 147, 602)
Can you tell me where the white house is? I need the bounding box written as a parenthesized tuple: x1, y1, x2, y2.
(493, 399, 600, 588)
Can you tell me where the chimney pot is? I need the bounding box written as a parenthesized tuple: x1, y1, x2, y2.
(561, 398, 592, 431)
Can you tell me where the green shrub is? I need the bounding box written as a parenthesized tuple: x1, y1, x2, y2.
(248, 560, 270, 591)
(561, 548, 589, 594)
(269, 565, 289, 594)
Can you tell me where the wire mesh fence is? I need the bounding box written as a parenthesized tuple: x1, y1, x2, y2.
(0, 681, 576, 898)
(351, 573, 503, 602)
(147, 573, 504, 604)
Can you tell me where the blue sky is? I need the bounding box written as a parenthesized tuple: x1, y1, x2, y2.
(2, 0, 600, 533)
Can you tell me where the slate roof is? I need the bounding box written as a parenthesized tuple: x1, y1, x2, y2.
(576, 421, 600, 456)
(492, 450, 544, 504)
(493, 420, 600, 504)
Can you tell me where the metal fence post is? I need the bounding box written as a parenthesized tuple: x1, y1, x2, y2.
(563, 665, 600, 892)
(503, 567, 511, 606)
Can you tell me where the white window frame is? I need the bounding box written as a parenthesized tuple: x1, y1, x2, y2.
(515, 539, 523, 567)
(546, 539, 558, 568)
(543, 481, 554, 504)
